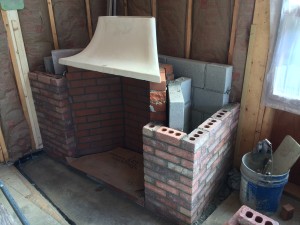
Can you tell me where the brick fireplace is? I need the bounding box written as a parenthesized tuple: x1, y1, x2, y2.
(29, 61, 240, 224)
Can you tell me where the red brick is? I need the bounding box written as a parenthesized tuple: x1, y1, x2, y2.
(72, 102, 85, 110)
(150, 91, 166, 103)
(66, 71, 82, 80)
(72, 94, 98, 102)
(167, 145, 193, 161)
(144, 167, 167, 183)
(159, 63, 173, 75)
(85, 85, 110, 94)
(75, 109, 99, 117)
(143, 145, 154, 154)
(69, 88, 85, 96)
(67, 66, 84, 73)
(100, 105, 123, 113)
(83, 71, 107, 79)
(38, 74, 51, 84)
(87, 114, 111, 122)
(50, 77, 67, 87)
(143, 137, 168, 151)
(155, 127, 186, 146)
(155, 149, 180, 164)
(143, 123, 162, 138)
(181, 159, 194, 169)
(150, 102, 166, 112)
(181, 128, 209, 152)
(156, 180, 179, 195)
(85, 100, 110, 108)
(144, 152, 166, 166)
(167, 180, 192, 194)
(28, 72, 38, 80)
(198, 118, 222, 134)
(150, 68, 167, 91)
(70, 79, 96, 88)
(280, 204, 295, 221)
(145, 183, 166, 197)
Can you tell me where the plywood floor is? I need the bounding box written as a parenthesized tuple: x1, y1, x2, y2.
(67, 148, 144, 205)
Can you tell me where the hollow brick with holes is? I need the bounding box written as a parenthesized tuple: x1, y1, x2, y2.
(211, 108, 231, 121)
(181, 128, 209, 152)
(155, 127, 186, 146)
(224, 205, 279, 225)
(198, 118, 222, 134)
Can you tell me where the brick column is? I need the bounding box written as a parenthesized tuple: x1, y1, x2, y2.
(143, 103, 240, 224)
(29, 72, 76, 158)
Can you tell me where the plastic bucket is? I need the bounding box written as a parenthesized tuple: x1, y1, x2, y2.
(240, 153, 289, 215)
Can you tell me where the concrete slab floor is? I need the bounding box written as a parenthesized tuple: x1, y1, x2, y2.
(0, 165, 69, 225)
(202, 191, 300, 225)
(17, 153, 172, 225)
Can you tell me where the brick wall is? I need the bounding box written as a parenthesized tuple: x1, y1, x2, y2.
(29, 65, 171, 157)
(66, 70, 124, 156)
(122, 77, 150, 152)
(29, 72, 76, 158)
(143, 103, 240, 224)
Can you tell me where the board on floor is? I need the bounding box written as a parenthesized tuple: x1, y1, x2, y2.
(67, 147, 144, 205)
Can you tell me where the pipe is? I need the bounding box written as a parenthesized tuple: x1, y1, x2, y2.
(0, 180, 30, 225)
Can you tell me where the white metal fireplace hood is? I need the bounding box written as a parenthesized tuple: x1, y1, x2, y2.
(59, 16, 161, 83)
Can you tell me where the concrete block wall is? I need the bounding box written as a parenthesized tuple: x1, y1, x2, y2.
(159, 55, 232, 130)
(143, 103, 240, 224)
(29, 72, 76, 158)
(66, 69, 124, 156)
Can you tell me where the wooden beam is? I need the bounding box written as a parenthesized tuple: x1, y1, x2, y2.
(124, 0, 128, 16)
(47, 0, 59, 49)
(85, 0, 93, 39)
(228, 0, 240, 64)
(151, 0, 156, 18)
(1, 10, 43, 150)
(0, 124, 8, 162)
(234, 0, 270, 167)
(185, 0, 193, 59)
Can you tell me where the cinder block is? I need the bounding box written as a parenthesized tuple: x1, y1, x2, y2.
(165, 56, 206, 88)
(193, 88, 229, 114)
(52, 48, 83, 75)
(191, 110, 203, 130)
(158, 54, 167, 63)
(44, 56, 55, 74)
(205, 63, 232, 94)
(168, 77, 192, 132)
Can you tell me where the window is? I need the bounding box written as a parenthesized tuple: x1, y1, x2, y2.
(264, 0, 300, 115)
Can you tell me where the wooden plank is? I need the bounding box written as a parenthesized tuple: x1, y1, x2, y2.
(234, 0, 270, 167)
(0, 124, 8, 162)
(228, 0, 240, 64)
(0, 204, 16, 225)
(47, 0, 59, 49)
(257, 107, 275, 141)
(185, 0, 193, 59)
(151, 0, 156, 17)
(1, 10, 43, 150)
(284, 182, 300, 201)
(123, 0, 128, 16)
(85, 0, 93, 40)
